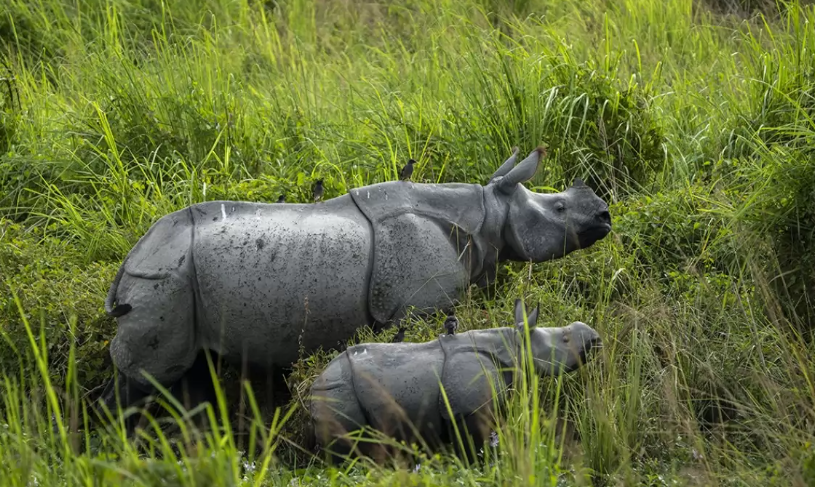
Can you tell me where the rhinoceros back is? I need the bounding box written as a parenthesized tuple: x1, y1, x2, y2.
(190, 195, 373, 367)
(312, 341, 448, 443)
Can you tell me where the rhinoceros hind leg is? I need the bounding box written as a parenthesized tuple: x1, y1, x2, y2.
(95, 369, 153, 434)
(311, 399, 368, 463)
(310, 372, 368, 463)
(109, 271, 199, 392)
(391, 325, 407, 343)
(172, 351, 219, 408)
(153, 351, 222, 434)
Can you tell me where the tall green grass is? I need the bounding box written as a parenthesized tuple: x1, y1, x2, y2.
(2, 0, 815, 485)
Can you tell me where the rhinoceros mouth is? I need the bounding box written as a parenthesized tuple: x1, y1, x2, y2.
(571, 343, 602, 370)
(577, 223, 611, 248)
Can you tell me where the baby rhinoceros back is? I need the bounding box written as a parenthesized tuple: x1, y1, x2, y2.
(309, 340, 450, 456)
(308, 301, 601, 462)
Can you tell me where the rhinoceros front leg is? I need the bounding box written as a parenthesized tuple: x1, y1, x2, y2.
(440, 351, 506, 461)
(451, 411, 493, 464)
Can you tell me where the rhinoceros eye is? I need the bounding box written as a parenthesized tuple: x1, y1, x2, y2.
(556, 202, 566, 213)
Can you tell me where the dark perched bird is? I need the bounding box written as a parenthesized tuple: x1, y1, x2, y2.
(443, 312, 458, 336)
(276, 194, 286, 203)
(392, 325, 407, 343)
(399, 159, 416, 181)
(312, 180, 324, 202)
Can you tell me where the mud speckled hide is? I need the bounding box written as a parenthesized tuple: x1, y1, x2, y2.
(104, 148, 612, 390)
(309, 301, 601, 457)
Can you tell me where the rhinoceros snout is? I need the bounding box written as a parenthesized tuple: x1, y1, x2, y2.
(584, 334, 602, 355)
(597, 210, 611, 226)
(567, 322, 602, 361)
(577, 213, 612, 248)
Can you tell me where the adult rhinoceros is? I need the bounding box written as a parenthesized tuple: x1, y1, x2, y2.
(100, 147, 611, 412)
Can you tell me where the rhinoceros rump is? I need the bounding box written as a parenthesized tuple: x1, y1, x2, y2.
(100, 147, 611, 413)
(309, 299, 601, 461)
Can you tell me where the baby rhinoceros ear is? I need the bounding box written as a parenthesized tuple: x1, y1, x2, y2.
(514, 299, 539, 332)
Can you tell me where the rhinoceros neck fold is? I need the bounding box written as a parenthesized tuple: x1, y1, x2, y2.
(472, 185, 511, 287)
(348, 181, 491, 323)
(474, 328, 523, 368)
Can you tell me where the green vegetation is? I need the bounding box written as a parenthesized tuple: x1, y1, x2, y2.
(2, 0, 815, 484)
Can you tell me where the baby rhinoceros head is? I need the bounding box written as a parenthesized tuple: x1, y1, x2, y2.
(513, 299, 601, 375)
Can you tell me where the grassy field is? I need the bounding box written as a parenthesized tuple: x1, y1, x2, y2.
(2, 0, 815, 485)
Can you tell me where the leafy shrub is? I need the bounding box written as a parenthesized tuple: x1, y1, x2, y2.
(454, 44, 666, 197)
(725, 148, 815, 331)
(716, 27, 815, 329)
(0, 220, 117, 392)
(700, 0, 811, 17)
(544, 74, 666, 197)
(613, 184, 738, 277)
(0, 4, 63, 62)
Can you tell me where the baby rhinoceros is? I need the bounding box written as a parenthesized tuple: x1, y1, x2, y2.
(309, 300, 601, 462)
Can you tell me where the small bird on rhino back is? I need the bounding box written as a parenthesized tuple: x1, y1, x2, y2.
(443, 312, 458, 336)
(312, 180, 324, 202)
(399, 159, 416, 181)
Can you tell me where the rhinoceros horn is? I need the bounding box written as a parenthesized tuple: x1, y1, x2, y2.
(496, 147, 545, 194)
(488, 147, 520, 183)
(572, 178, 587, 188)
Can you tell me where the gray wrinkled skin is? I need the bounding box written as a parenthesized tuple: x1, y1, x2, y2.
(309, 299, 601, 459)
(104, 147, 611, 391)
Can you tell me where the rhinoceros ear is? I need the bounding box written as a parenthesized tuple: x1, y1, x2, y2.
(514, 299, 538, 331)
(513, 298, 524, 326)
(497, 147, 545, 194)
(488, 147, 520, 183)
(527, 303, 539, 328)
(572, 178, 586, 188)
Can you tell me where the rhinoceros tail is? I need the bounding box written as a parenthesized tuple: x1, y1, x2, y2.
(105, 264, 132, 317)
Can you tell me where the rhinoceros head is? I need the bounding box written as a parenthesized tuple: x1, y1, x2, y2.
(513, 299, 601, 375)
(488, 147, 612, 262)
